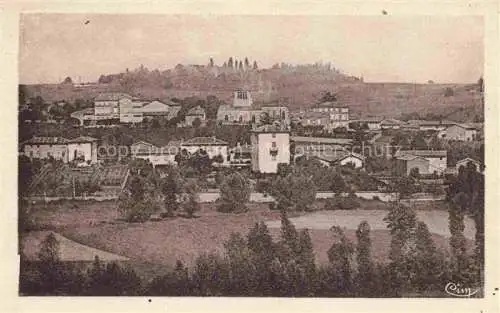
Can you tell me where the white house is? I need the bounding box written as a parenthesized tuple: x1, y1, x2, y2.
(130, 140, 179, 167)
(21, 136, 98, 164)
(139, 100, 172, 119)
(119, 98, 144, 123)
(250, 124, 290, 173)
(316, 151, 365, 169)
(381, 119, 405, 130)
(94, 92, 132, 121)
(67, 136, 99, 164)
(395, 150, 447, 175)
(356, 118, 382, 131)
(456, 157, 483, 173)
(22, 137, 70, 162)
(438, 124, 480, 141)
(180, 137, 229, 164)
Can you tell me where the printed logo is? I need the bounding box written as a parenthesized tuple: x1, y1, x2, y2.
(445, 282, 480, 297)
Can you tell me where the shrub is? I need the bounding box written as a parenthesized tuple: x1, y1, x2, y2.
(323, 194, 360, 210)
(372, 196, 381, 201)
(269, 202, 278, 211)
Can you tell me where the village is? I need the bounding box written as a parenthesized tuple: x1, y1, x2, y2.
(19, 87, 484, 202)
(16, 14, 486, 298)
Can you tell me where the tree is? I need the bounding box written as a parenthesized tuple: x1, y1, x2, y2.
(182, 181, 200, 218)
(270, 171, 317, 211)
(38, 232, 60, 264)
(209, 57, 214, 67)
(228, 57, 233, 68)
(444, 87, 454, 97)
(410, 133, 428, 150)
(192, 252, 230, 296)
(119, 174, 156, 222)
(244, 57, 250, 69)
(62, 76, 73, 84)
(383, 203, 419, 295)
(218, 173, 250, 213)
(224, 232, 258, 295)
(319, 91, 337, 103)
(414, 221, 448, 292)
(238, 60, 243, 70)
(327, 226, 354, 296)
(246, 222, 276, 295)
(162, 168, 183, 217)
(354, 221, 377, 296)
(478, 77, 484, 93)
(192, 117, 202, 128)
(147, 260, 192, 296)
(260, 111, 272, 125)
(253, 60, 258, 70)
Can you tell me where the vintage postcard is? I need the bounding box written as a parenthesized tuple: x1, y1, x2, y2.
(1, 1, 498, 312)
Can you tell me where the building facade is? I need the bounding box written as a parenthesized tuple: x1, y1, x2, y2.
(94, 93, 132, 121)
(21, 136, 98, 164)
(130, 141, 178, 167)
(180, 137, 229, 164)
(438, 124, 479, 141)
(395, 150, 447, 175)
(251, 124, 290, 173)
(217, 90, 289, 126)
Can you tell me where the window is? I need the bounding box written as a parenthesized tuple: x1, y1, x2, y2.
(272, 133, 276, 138)
(239, 115, 243, 122)
(225, 115, 229, 121)
(272, 154, 277, 161)
(272, 142, 277, 148)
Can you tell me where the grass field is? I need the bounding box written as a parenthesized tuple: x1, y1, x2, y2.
(24, 199, 474, 273)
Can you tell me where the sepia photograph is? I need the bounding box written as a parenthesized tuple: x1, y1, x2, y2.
(15, 12, 487, 300)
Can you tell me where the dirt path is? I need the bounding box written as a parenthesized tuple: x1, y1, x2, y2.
(21, 231, 129, 262)
(265, 209, 476, 240)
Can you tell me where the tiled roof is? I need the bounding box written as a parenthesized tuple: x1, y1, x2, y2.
(252, 124, 290, 133)
(68, 136, 98, 143)
(22, 136, 69, 145)
(291, 136, 353, 145)
(94, 93, 133, 101)
(316, 151, 365, 163)
(407, 119, 457, 126)
(381, 118, 405, 125)
(317, 101, 348, 108)
(187, 106, 205, 116)
(456, 157, 481, 165)
(454, 123, 479, 130)
(396, 150, 447, 158)
(181, 137, 228, 146)
(356, 118, 383, 123)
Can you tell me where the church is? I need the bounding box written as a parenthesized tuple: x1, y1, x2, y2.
(217, 90, 290, 126)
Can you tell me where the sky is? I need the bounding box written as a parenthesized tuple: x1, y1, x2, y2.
(19, 14, 484, 84)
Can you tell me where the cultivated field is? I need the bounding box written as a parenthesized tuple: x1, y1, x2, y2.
(24, 199, 474, 273)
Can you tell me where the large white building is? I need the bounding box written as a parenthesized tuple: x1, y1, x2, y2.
(94, 93, 132, 121)
(250, 124, 291, 173)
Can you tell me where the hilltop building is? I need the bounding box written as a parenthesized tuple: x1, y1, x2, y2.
(217, 90, 289, 125)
